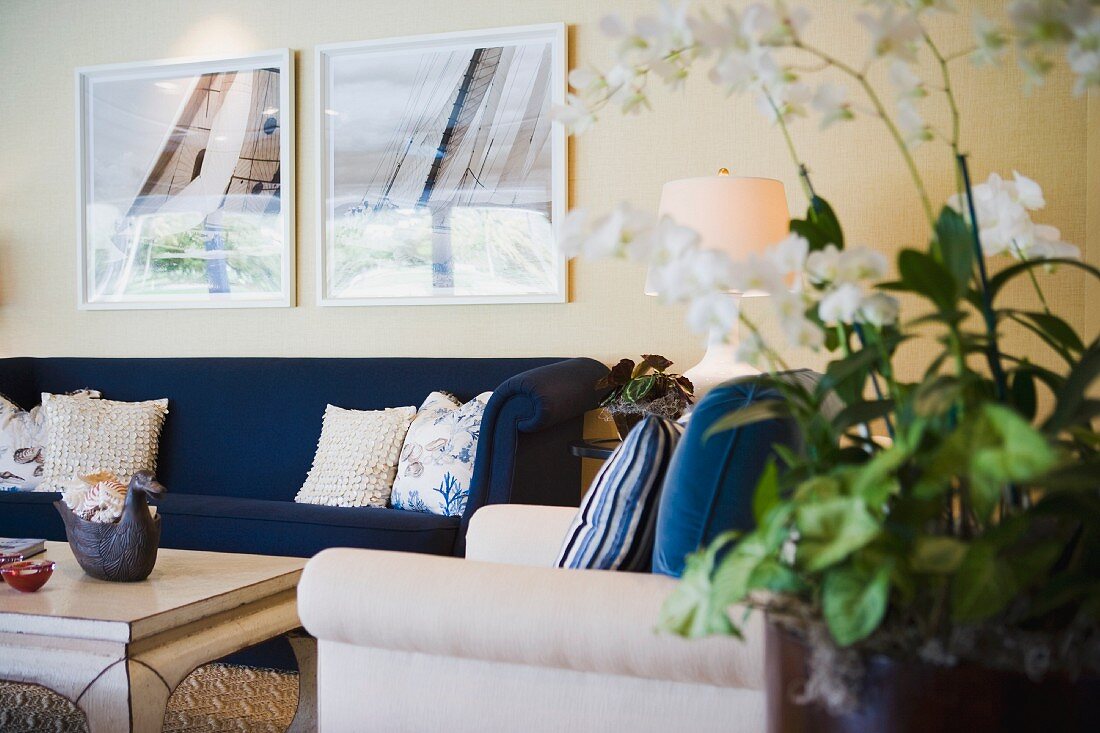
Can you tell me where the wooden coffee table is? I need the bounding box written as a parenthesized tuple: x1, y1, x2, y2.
(0, 542, 315, 732)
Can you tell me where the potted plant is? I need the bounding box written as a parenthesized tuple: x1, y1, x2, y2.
(597, 354, 694, 437)
(560, 1, 1100, 728)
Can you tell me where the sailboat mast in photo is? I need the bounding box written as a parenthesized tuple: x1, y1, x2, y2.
(321, 25, 564, 305)
(119, 68, 282, 296)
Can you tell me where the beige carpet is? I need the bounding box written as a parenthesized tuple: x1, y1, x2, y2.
(0, 663, 298, 733)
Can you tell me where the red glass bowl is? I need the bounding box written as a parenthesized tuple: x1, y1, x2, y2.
(0, 553, 24, 568)
(1, 560, 56, 592)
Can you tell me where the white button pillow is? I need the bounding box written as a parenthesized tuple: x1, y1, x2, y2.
(0, 390, 100, 492)
(295, 404, 417, 508)
(38, 393, 168, 493)
(390, 391, 492, 517)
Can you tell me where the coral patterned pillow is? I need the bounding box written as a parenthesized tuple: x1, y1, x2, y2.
(390, 391, 492, 517)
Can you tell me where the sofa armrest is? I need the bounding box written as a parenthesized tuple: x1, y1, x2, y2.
(485, 357, 610, 434)
(299, 548, 764, 691)
(459, 357, 609, 555)
(466, 505, 578, 566)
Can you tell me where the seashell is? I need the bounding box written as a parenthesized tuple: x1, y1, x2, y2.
(78, 480, 128, 523)
(425, 438, 448, 452)
(13, 448, 41, 464)
(80, 471, 118, 486)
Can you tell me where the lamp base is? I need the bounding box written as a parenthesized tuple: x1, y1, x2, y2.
(682, 293, 760, 400)
(683, 340, 759, 400)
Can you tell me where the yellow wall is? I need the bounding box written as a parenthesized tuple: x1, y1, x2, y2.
(0, 0, 1095, 375)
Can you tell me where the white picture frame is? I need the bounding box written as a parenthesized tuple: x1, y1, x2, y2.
(316, 24, 567, 306)
(76, 49, 295, 310)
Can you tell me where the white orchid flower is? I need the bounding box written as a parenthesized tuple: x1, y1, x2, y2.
(818, 282, 866, 325)
(972, 12, 1010, 66)
(896, 98, 933, 146)
(768, 233, 811, 277)
(837, 246, 889, 283)
(859, 292, 901, 327)
(857, 6, 922, 63)
(806, 244, 842, 285)
(812, 83, 855, 129)
(888, 60, 927, 99)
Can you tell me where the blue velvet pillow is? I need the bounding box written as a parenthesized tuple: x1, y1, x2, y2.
(651, 373, 808, 578)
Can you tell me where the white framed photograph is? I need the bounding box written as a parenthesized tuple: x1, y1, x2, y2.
(317, 24, 567, 306)
(76, 49, 295, 310)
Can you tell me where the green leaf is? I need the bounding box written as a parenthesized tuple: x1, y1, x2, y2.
(796, 497, 882, 572)
(951, 542, 1017, 622)
(658, 533, 746, 639)
(790, 219, 830, 252)
(967, 403, 1058, 516)
(849, 446, 909, 508)
(748, 558, 807, 594)
(622, 374, 656, 403)
(1010, 368, 1037, 422)
(808, 196, 844, 249)
(911, 536, 968, 574)
(1045, 339, 1100, 434)
(1013, 311, 1085, 353)
(820, 348, 880, 406)
(986, 257, 1100, 302)
(898, 249, 957, 312)
(1037, 458, 1100, 492)
(832, 399, 895, 433)
(932, 206, 974, 296)
(702, 400, 790, 441)
(752, 459, 780, 525)
(823, 562, 891, 646)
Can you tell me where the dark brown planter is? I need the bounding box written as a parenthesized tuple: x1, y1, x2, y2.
(611, 411, 644, 440)
(54, 472, 165, 582)
(765, 621, 1100, 733)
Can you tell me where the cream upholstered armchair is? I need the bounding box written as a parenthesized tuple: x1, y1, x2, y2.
(298, 504, 766, 733)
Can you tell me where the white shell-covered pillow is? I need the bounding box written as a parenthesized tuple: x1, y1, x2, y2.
(295, 404, 416, 508)
(390, 391, 492, 517)
(37, 394, 168, 493)
(0, 390, 100, 492)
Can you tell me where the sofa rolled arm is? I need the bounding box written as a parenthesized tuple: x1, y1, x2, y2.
(459, 358, 609, 554)
(484, 357, 609, 433)
(466, 504, 578, 566)
(299, 548, 764, 691)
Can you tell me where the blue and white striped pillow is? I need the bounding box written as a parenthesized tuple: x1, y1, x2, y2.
(555, 416, 685, 572)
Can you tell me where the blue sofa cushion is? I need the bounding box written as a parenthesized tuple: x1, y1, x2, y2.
(652, 374, 807, 578)
(0, 490, 460, 558)
(156, 493, 460, 558)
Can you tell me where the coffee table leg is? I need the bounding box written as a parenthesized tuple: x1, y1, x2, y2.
(78, 659, 171, 733)
(287, 630, 318, 733)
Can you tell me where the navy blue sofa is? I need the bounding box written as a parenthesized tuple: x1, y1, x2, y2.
(0, 356, 606, 668)
(0, 356, 606, 556)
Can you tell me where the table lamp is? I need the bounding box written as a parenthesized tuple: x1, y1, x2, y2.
(647, 169, 790, 397)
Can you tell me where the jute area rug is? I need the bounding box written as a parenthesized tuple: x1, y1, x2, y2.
(0, 663, 298, 732)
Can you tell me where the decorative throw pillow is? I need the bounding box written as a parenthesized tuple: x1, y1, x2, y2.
(555, 415, 684, 572)
(295, 404, 416, 508)
(390, 391, 492, 517)
(37, 394, 168, 493)
(0, 390, 101, 492)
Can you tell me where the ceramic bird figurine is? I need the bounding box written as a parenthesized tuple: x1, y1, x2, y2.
(55, 471, 166, 582)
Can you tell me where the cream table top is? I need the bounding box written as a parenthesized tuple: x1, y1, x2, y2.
(0, 541, 305, 643)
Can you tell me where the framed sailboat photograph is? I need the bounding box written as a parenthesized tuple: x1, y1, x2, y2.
(317, 24, 567, 306)
(76, 50, 294, 309)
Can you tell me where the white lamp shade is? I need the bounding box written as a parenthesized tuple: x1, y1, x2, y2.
(645, 174, 789, 295)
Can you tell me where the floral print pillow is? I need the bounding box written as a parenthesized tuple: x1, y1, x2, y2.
(390, 391, 492, 517)
(0, 390, 100, 492)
